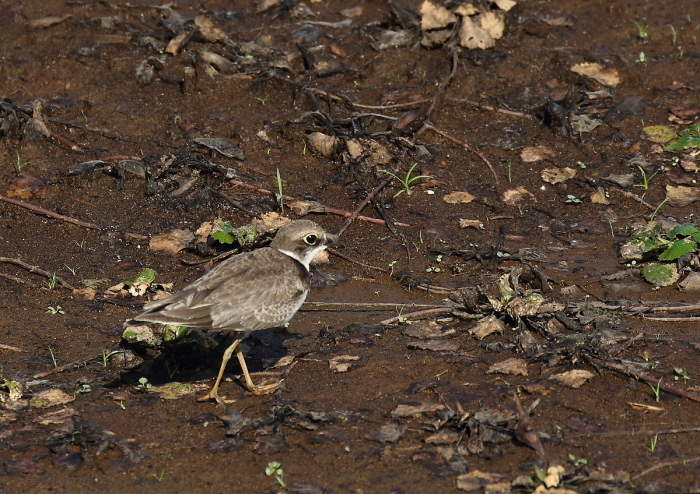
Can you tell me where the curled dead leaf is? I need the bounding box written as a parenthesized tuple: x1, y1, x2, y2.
(149, 229, 194, 255)
(486, 357, 528, 376)
(501, 186, 536, 206)
(459, 219, 484, 229)
(443, 191, 476, 204)
(571, 62, 620, 87)
(541, 167, 576, 184)
(549, 369, 594, 388)
(308, 132, 339, 158)
(420, 1, 457, 30)
(329, 355, 360, 373)
(459, 15, 495, 49)
(521, 145, 556, 163)
(665, 184, 700, 207)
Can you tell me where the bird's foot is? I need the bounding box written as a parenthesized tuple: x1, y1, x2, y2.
(196, 390, 234, 406)
(246, 378, 281, 396)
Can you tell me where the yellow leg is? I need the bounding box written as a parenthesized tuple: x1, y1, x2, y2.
(197, 338, 240, 405)
(234, 343, 281, 396)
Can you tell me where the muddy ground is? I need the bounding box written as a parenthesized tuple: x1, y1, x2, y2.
(1, 0, 700, 492)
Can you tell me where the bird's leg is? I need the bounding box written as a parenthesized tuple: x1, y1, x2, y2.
(197, 338, 240, 405)
(234, 343, 281, 395)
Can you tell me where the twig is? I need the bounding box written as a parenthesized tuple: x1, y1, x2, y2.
(0, 194, 150, 241)
(570, 426, 700, 438)
(380, 307, 454, 325)
(0, 343, 25, 352)
(447, 98, 534, 119)
(0, 272, 33, 285)
(229, 179, 409, 227)
(632, 456, 700, 481)
(302, 302, 446, 311)
(0, 257, 76, 290)
(643, 316, 700, 322)
(337, 176, 394, 236)
(415, 122, 500, 186)
(596, 359, 700, 403)
(32, 353, 99, 378)
(327, 247, 389, 272)
(612, 188, 656, 210)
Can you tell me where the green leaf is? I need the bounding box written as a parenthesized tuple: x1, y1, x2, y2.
(642, 263, 679, 287)
(135, 268, 156, 284)
(666, 223, 700, 239)
(658, 239, 697, 261)
(211, 230, 235, 244)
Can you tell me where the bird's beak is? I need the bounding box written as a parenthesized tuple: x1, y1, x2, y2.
(325, 233, 341, 247)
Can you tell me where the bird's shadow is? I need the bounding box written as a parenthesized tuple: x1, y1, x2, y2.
(114, 327, 296, 389)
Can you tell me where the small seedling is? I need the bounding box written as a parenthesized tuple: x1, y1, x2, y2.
(647, 377, 663, 402)
(388, 260, 397, 276)
(47, 306, 65, 315)
(668, 24, 679, 45)
(152, 470, 165, 482)
(646, 434, 658, 453)
(674, 367, 690, 382)
(101, 348, 123, 367)
(65, 265, 78, 276)
(15, 152, 30, 172)
(75, 384, 91, 394)
(395, 307, 411, 325)
(115, 399, 126, 410)
(47, 346, 59, 368)
(45, 273, 58, 290)
(435, 370, 448, 380)
(255, 96, 269, 105)
(136, 377, 152, 392)
(634, 166, 658, 190)
(565, 195, 582, 204)
(632, 20, 649, 40)
(73, 240, 86, 248)
(534, 465, 546, 482)
(635, 51, 646, 63)
(568, 453, 588, 467)
(265, 461, 286, 488)
(380, 163, 433, 197)
(275, 168, 285, 213)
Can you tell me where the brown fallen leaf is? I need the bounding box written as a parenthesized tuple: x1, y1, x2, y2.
(665, 184, 700, 207)
(5, 172, 47, 200)
(29, 389, 75, 409)
(521, 145, 556, 163)
(459, 15, 495, 49)
(443, 191, 476, 204)
(308, 132, 339, 158)
(486, 357, 528, 376)
(571, 62, 620, 87)
(549, 369, 594, 388)
(149, 229, 194, 255)
(590, 187, 610, 204)
(328, 355, 360, 373)
(541, 166, 576, 184)
(501, 186, 536, 206)
(420, 1, 457, 30)
(456, 470, 504, 492)
(194, 15, 228, 43)
(390, 402, 445, 418)
(459, 219, 484, 229)
(407, 340, 459, 352)
(469, 314, 505, 339)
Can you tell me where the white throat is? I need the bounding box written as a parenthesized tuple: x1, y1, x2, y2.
(278, 245, 327, 270)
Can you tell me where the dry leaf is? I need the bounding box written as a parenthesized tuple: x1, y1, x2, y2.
(29, 389, 75, 409)
(590, 187, 610, 204)
(628, 402, 664, 412)
(5, 172, 47, 200)
(443, 191, 476, 204)
(194, 16, 228, 43)
(407, 340, 459, 352)
(149, 229, 194, 255)
(486, 357, 528, 376)
(521, 145, 556, 163)
(469, 314, 504, 339)
(501, 186, 536, 206)
(571, 62, 620, 87)
(455, 4, 479, 16)
(666, 184, 700, 207)
(308, 132, 339, 158)
(390, 402, 445, 418)
(457, 470, 504, 492)
(459, 219, 484, 229)
(480, 11, 505, 39)
(492, 0, 517, 11)
(420, 1, 457, 30)
(340, 6, 363, 18)
(459, 16, 495, 49)
(549, 369, 594, 388)
(329, 355, 360, 373)
(541, 167, 576, 184)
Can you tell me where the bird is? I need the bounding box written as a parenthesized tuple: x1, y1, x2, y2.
(129, 219, 338, 405)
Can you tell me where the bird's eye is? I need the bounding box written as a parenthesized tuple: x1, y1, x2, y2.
(304, 234, 318, 245)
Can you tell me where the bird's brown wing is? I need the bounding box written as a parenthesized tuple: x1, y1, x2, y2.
(133, 248, 309, 331)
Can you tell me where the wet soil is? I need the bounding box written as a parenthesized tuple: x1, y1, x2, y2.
(2, 0, 700, 492)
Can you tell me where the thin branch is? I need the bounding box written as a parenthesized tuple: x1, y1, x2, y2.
(337, 176, 393, 236)
(229, 179, 409, 227)
(380, 307, 455, 325)
(327, 247, 389, 272)
(0, 257, 76, 290)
